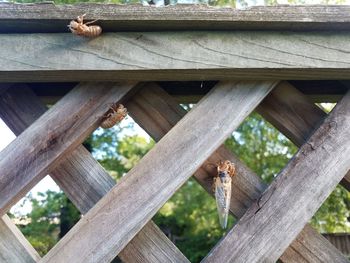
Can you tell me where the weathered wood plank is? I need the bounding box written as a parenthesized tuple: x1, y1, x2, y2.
(39, 80, 276, 263)
(127, 83, 348, 263)
(280, 225, 349, 263)
(2, 32, 350, 82)
(0, 215, 40, 263)
(2, 3, 350, 32)
(257, 81, 350, 191)
(0, 82, 135, 216)
(0, 85, 189, 263)
(203, 90, 350, 263)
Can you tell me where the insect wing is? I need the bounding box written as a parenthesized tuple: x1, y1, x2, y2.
(215, 176, 232, 229)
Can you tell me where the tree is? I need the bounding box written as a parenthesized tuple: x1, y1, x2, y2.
(13, 191, 80, 256)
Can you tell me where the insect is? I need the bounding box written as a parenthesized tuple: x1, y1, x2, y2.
(213, 160, 235, 229)
(100, 104, 128, 129)
(68, 14, 102, 37)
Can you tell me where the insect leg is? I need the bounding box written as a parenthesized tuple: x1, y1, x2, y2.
(85, 19, 99, 25)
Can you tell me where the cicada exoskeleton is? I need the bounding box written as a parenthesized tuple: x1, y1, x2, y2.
(213, 160, 235, 229)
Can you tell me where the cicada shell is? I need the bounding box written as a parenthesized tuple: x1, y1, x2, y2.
(214, 160, 235, 229)
(100, 104, 128, 129)
(68, 14, 102, 38)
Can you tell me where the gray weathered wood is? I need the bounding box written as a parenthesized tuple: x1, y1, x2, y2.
(39, 80, 276, 263)
(127, 83, 348, 263)
(0, 82, 135, 216)
(2, 32, 350, 82)
(0, 85, 189, 263)
(0, 215, 40, 263)
(257, 81, 350, 191)
(2, 3, 350, 32)
(203, 90, 350, 263)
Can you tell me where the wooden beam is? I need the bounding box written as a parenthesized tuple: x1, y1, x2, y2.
(127, 83, 348, 263)
(258, 81, 326, 147)
(257, 81, 350, 191)
(0, 215, 40, 263)
(203, 90, 350, 263)
(0, 85, 189, 263)
(2, 32, 350, 82)
(2, 4, 350, 32)
(0, 82, 135, 216)
(39, 80, 276, 263)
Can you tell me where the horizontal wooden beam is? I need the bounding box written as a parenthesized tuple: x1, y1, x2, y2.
(39, 80, 276, 263)
(0, 82, 135, 216)
(0, 85, 189, 263)
(128, 83, 348, 263)
(2, 32, 350, 82)
(203, 90, 350, 263)
(0, 215, 40, 263)
(2, 3, 350, 32)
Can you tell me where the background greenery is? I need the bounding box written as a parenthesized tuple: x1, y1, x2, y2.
(11, 107, 350, 261)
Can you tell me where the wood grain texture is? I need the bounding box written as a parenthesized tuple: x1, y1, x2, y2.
(2, 32, 350, 82)
(0, 215, 40, 263)
(0, 85, 188, 263)
(203, 90, 350, 263)
(0, 82, 135, 216)
(257, 81, 350, 191)
(127, 83, 348, 263)
(39, 80, 276, 263)
(2, 3, 350, 32)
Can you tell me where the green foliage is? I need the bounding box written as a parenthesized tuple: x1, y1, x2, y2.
(225, 112, 297, 184)
(16, 191, 80, 256)
(311, 186, 350, 233)
(88, 123, 155, 179)
(154, 179, 235, 262)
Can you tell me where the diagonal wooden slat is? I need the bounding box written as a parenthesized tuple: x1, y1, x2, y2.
(203, 90, 350, 263)
(126, 83, 348, 263)
(0, 215, 40, 263)
(0, 82, 135, 216)
(257, 81, 350, 191)
(39, 80, 277, 263)
(0, 86, 189, 263)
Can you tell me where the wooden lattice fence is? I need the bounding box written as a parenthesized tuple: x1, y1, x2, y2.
(0, 3, 349, 263)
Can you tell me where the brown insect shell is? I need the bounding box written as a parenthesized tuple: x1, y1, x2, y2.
(216, 160, 235, 178)
(69, 20, 80, 29)
(100, 104, 127, 129)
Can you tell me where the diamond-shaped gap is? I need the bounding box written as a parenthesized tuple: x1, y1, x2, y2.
(87, 114, 154, 181)
(225, 111, 297, 184)
(0, 118, 81, 257)
(10, 176, 81, 257)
